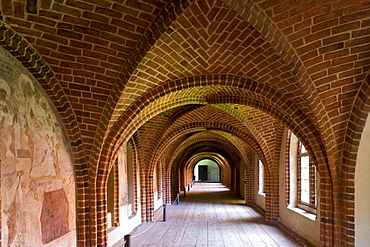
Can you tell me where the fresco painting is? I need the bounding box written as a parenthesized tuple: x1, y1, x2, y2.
(0, 47, 76, 247)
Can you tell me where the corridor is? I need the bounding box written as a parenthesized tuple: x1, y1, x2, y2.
(115, 183, 305, 247)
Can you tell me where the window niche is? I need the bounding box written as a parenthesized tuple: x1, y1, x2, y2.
(297, 142, 316, 212)
(258, 159, 265, 196)
(107, 163, 117, 228)
(126, 141, 136, 217)
(287, 132, 317, 219)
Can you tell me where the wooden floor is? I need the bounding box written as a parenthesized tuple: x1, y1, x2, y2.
(114, 183, 302, 247)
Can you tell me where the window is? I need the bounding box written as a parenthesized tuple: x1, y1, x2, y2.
(156, 164, 162, 200)
(258, 160, 265, 196)
(126, 141, 136, 216)
(298, 142, 316, 210)
(286, 131, 317, 217)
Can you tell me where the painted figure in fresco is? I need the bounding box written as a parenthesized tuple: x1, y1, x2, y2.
(15, 74, 56, 178)
(29, 96, 57, 178)
(0, 79, 15, 158)
(0, 78, 26, 246)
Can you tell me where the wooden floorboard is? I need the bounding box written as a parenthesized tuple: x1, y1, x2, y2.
(114, 183, 302, 247)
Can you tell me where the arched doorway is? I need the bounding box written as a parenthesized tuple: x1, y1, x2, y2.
(194, 159, 220, 182)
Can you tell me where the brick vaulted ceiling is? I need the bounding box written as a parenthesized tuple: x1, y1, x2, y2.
(1, 0, 370, 175)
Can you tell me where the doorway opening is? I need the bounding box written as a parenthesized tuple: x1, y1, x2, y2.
(194, 159, 220, 182)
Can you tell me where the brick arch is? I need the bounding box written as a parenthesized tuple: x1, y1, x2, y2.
(171, 137, 248, 172)
(95, 75, 334, 246)
(150, 121, 267, 169)
(185, 153, 232, 187)
(146, 137, 242, 222)
(343, 70, 370, 170)
(99, 75, 327, 172)
(186, 153, 231, 172)
(148, 125, 264, 208)
(135, 122, 278, 223)
(342, 71, 370, 245)
(97, 74, 332, 190)
(266, 122, 286, 222)
(165, 130, 278, 220)
(173, 141, 239, 191)
(0, 22, 91, 246)
(183, 149, 251, 198)
(147, 121, 266, 177)
(128, 133, 144, 219)
(166, 133, 252, 172)
(129, 124, 262, 223)
(130, 132, 154, 223)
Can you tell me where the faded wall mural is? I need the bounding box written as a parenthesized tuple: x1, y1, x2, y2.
(118, 143, 136, 217)
(0, 46, 76, 246)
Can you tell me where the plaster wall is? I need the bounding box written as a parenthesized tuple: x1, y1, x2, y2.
(0, 47, 76, 246)
(255, 194, 266, 211)
(254, 156, 265, 210)
(279, 130, 320, 246)
(355, 113, 370, 246)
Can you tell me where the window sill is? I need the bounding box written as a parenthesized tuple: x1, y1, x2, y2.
(287, 206, 316, 221)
